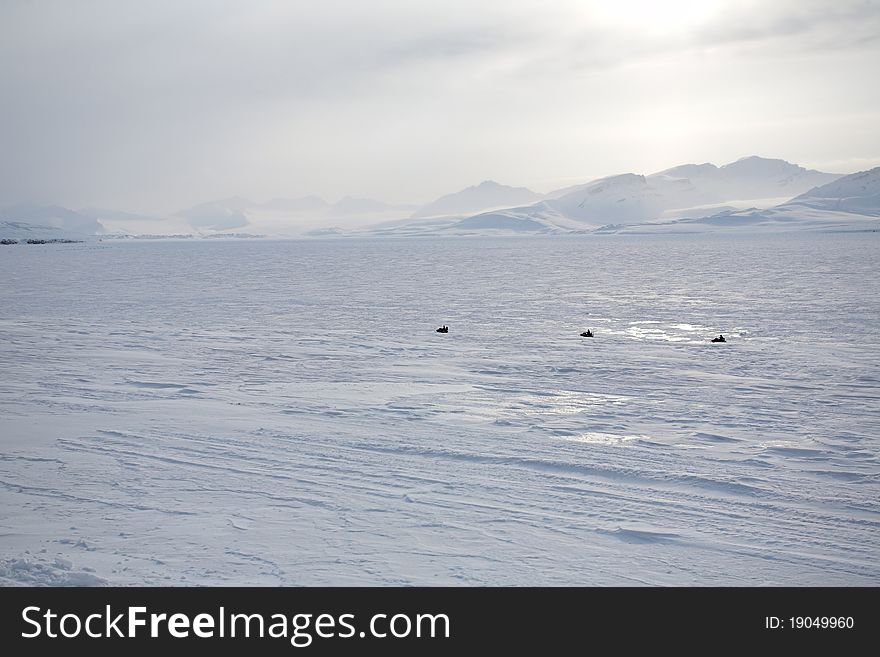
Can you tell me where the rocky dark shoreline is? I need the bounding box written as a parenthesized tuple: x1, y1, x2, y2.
(0, 238, 84, 245)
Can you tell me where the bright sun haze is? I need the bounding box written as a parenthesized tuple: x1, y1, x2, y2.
(0, 1, 878, 215)
(590, 0, 723, 32)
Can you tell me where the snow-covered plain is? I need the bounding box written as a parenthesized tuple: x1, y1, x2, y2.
(1, 234, 878, 585)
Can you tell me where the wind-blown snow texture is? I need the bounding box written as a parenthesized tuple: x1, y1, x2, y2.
(1, 235, 878, 585)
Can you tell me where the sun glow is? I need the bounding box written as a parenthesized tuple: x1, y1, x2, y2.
(589, 0, 723, 34)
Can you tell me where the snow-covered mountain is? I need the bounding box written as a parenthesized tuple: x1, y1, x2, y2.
(3, 157, 869, 239)
(540, 156, 840, 226)
(655, 156, 838, 201)
(176, 197, 253, 231)
(368, 157, 846, 235)
(171, 195, 415, 233)
(0, 205, 104, 237)
(545, 173, 687, 225)
(598, 166, 880, 234)
(0, 221, 85, 241)
(786, 167, 880, 215)
(77, 208, 192, 235)
(412, 180, 542, 218)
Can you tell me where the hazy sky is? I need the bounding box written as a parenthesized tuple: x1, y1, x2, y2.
(2, 0, 879, 213)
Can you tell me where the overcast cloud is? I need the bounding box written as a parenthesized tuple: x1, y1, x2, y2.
(1, 0, 879, 213)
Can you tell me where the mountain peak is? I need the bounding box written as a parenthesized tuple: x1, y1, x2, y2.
(792, 166, 880, 205)
(653, 162, 719, 179)
(733, 155, 775, 163)
(411, 181, 541, 218)
(721, 155, 804, 173)
(0, 204, 104, 235)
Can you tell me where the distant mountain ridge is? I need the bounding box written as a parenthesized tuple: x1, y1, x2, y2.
(431, 156, 844, 233)
(653, 155, 839, 201)
(662, 166, 880, 232)
(789, 167, 880, 215)
(411, 180, 542, 218)
(170, 195, 416, 233)
(0, 205, 104, 235)
(3, 157, 874, 239)
(176, 198, 252, 230)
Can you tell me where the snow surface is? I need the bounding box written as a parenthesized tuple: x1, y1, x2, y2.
(1, 235, 879, 585)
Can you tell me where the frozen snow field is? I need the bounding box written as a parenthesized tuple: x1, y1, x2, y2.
(1, 234, 878, 585)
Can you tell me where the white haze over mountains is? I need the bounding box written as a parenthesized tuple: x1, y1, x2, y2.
(2, 155, 879, 239)
(412, 156, 853, 235)
(2, 1, 879, 237)
(412, 181, 544, 219)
